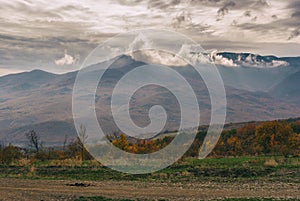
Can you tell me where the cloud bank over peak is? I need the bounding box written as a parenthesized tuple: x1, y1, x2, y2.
(124, 33, 290, 68)
(208, 51, 238, 67)
(55, 52, 79, 66)
(127, 32, 188, 66)
(206, 51, 290, 68)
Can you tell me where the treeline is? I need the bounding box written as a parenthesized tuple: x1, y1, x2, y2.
(205, 120, 299, 157)
(0, 120, 300, 165)
(0, 130, 91, 165)
(110, 120, 300, 157)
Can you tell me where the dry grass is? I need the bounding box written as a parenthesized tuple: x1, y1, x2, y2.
(264, 158, 279, 167)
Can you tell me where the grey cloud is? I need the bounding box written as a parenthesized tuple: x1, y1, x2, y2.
(287, 1, 300, 20)
(147, 0, 169, 9)
(288, 28, 300, 40)
(287, 1, 300, 40)
(189, 0, 269, 21)
(122, 0, 267, 10)
(0, 18, 101, 41)
(251, 16, 258, 22)
(217, 1, 236, 18)
(233, 0, 300, 42)
(235, 23, 277, 33)
(140, 0, 181, 10)
(190, 0, 235, 8)
(113, 0, 141, 5)
(0, 0, 299, 75)
(1, 1, 63, 20)
(172, 11, 192, 28)
(287, 0, 300, 9)
(253, 0, 269, 7)
(189, 0, 268, 10)
(1, 1, 96, 20)
(244, 10, 252, 17)
(112, 0, 271, 24)
(234, 19, 299, 39)
(291, 11, 300, 18)
(0, 33, 97, 73)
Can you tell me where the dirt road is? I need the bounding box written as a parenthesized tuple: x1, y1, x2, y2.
(0, 178, 299, 201)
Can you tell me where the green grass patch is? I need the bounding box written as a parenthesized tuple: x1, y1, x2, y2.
(0, 156, 299, 183)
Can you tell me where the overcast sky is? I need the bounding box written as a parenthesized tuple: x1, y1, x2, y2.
(0, 0, 299, 75)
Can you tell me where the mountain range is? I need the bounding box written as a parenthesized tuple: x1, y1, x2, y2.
(0, 52, 299, 145)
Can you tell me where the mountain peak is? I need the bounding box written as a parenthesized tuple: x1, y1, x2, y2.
(0, 69, 56, 91)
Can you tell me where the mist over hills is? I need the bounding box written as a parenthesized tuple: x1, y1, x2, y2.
(270, 71, 300, 103)
(0, 52, 299, 145)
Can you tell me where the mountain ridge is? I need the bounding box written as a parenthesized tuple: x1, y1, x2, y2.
(0, 52, 299, 145)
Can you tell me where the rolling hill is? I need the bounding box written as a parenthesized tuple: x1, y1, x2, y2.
(269, 71, 300, 103)
(0, 53, 299, 145)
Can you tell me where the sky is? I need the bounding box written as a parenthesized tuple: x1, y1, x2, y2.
(0, 0, 299, 75)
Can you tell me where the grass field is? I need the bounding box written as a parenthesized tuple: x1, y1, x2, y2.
(0, 156, 299, 200)
(1, 156, 299, 183)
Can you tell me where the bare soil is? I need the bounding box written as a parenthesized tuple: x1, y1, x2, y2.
(0, 178, 299, 201)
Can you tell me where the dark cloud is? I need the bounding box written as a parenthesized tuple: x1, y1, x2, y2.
(288, 28, 300, 40)
(244, 10, 252, 17)
(189, 0, 269, 9)
(123, 0, 268, 11)
(291, 11, 300, 18)
(287, 0, 300, 9)
(217, 1, 236, 18)
(287, 1, 300, 20)
(232, 0, 300, 42)
(112, 0, 272, 25)
(189, 0, 269, 21)
(253, 0, 269, 7)
(149, 0, 180, 9)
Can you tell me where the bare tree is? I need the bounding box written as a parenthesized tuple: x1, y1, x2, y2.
(78, 125, 88, 161)
(26, 130, 41, 153)
(63, 134, 68, 151)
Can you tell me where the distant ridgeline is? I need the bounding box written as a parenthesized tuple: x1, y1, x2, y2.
(1, 53, 300, 146)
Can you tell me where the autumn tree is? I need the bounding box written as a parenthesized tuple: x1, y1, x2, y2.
(236, 123, 256, 155)
(291, 121, 300, 134)
(112, 134, 128, 150)
(0, 144, 23, 165)
(226, 136, 242, 156)
(288, 133, 300, 156)
(254, 121, 292, 156)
